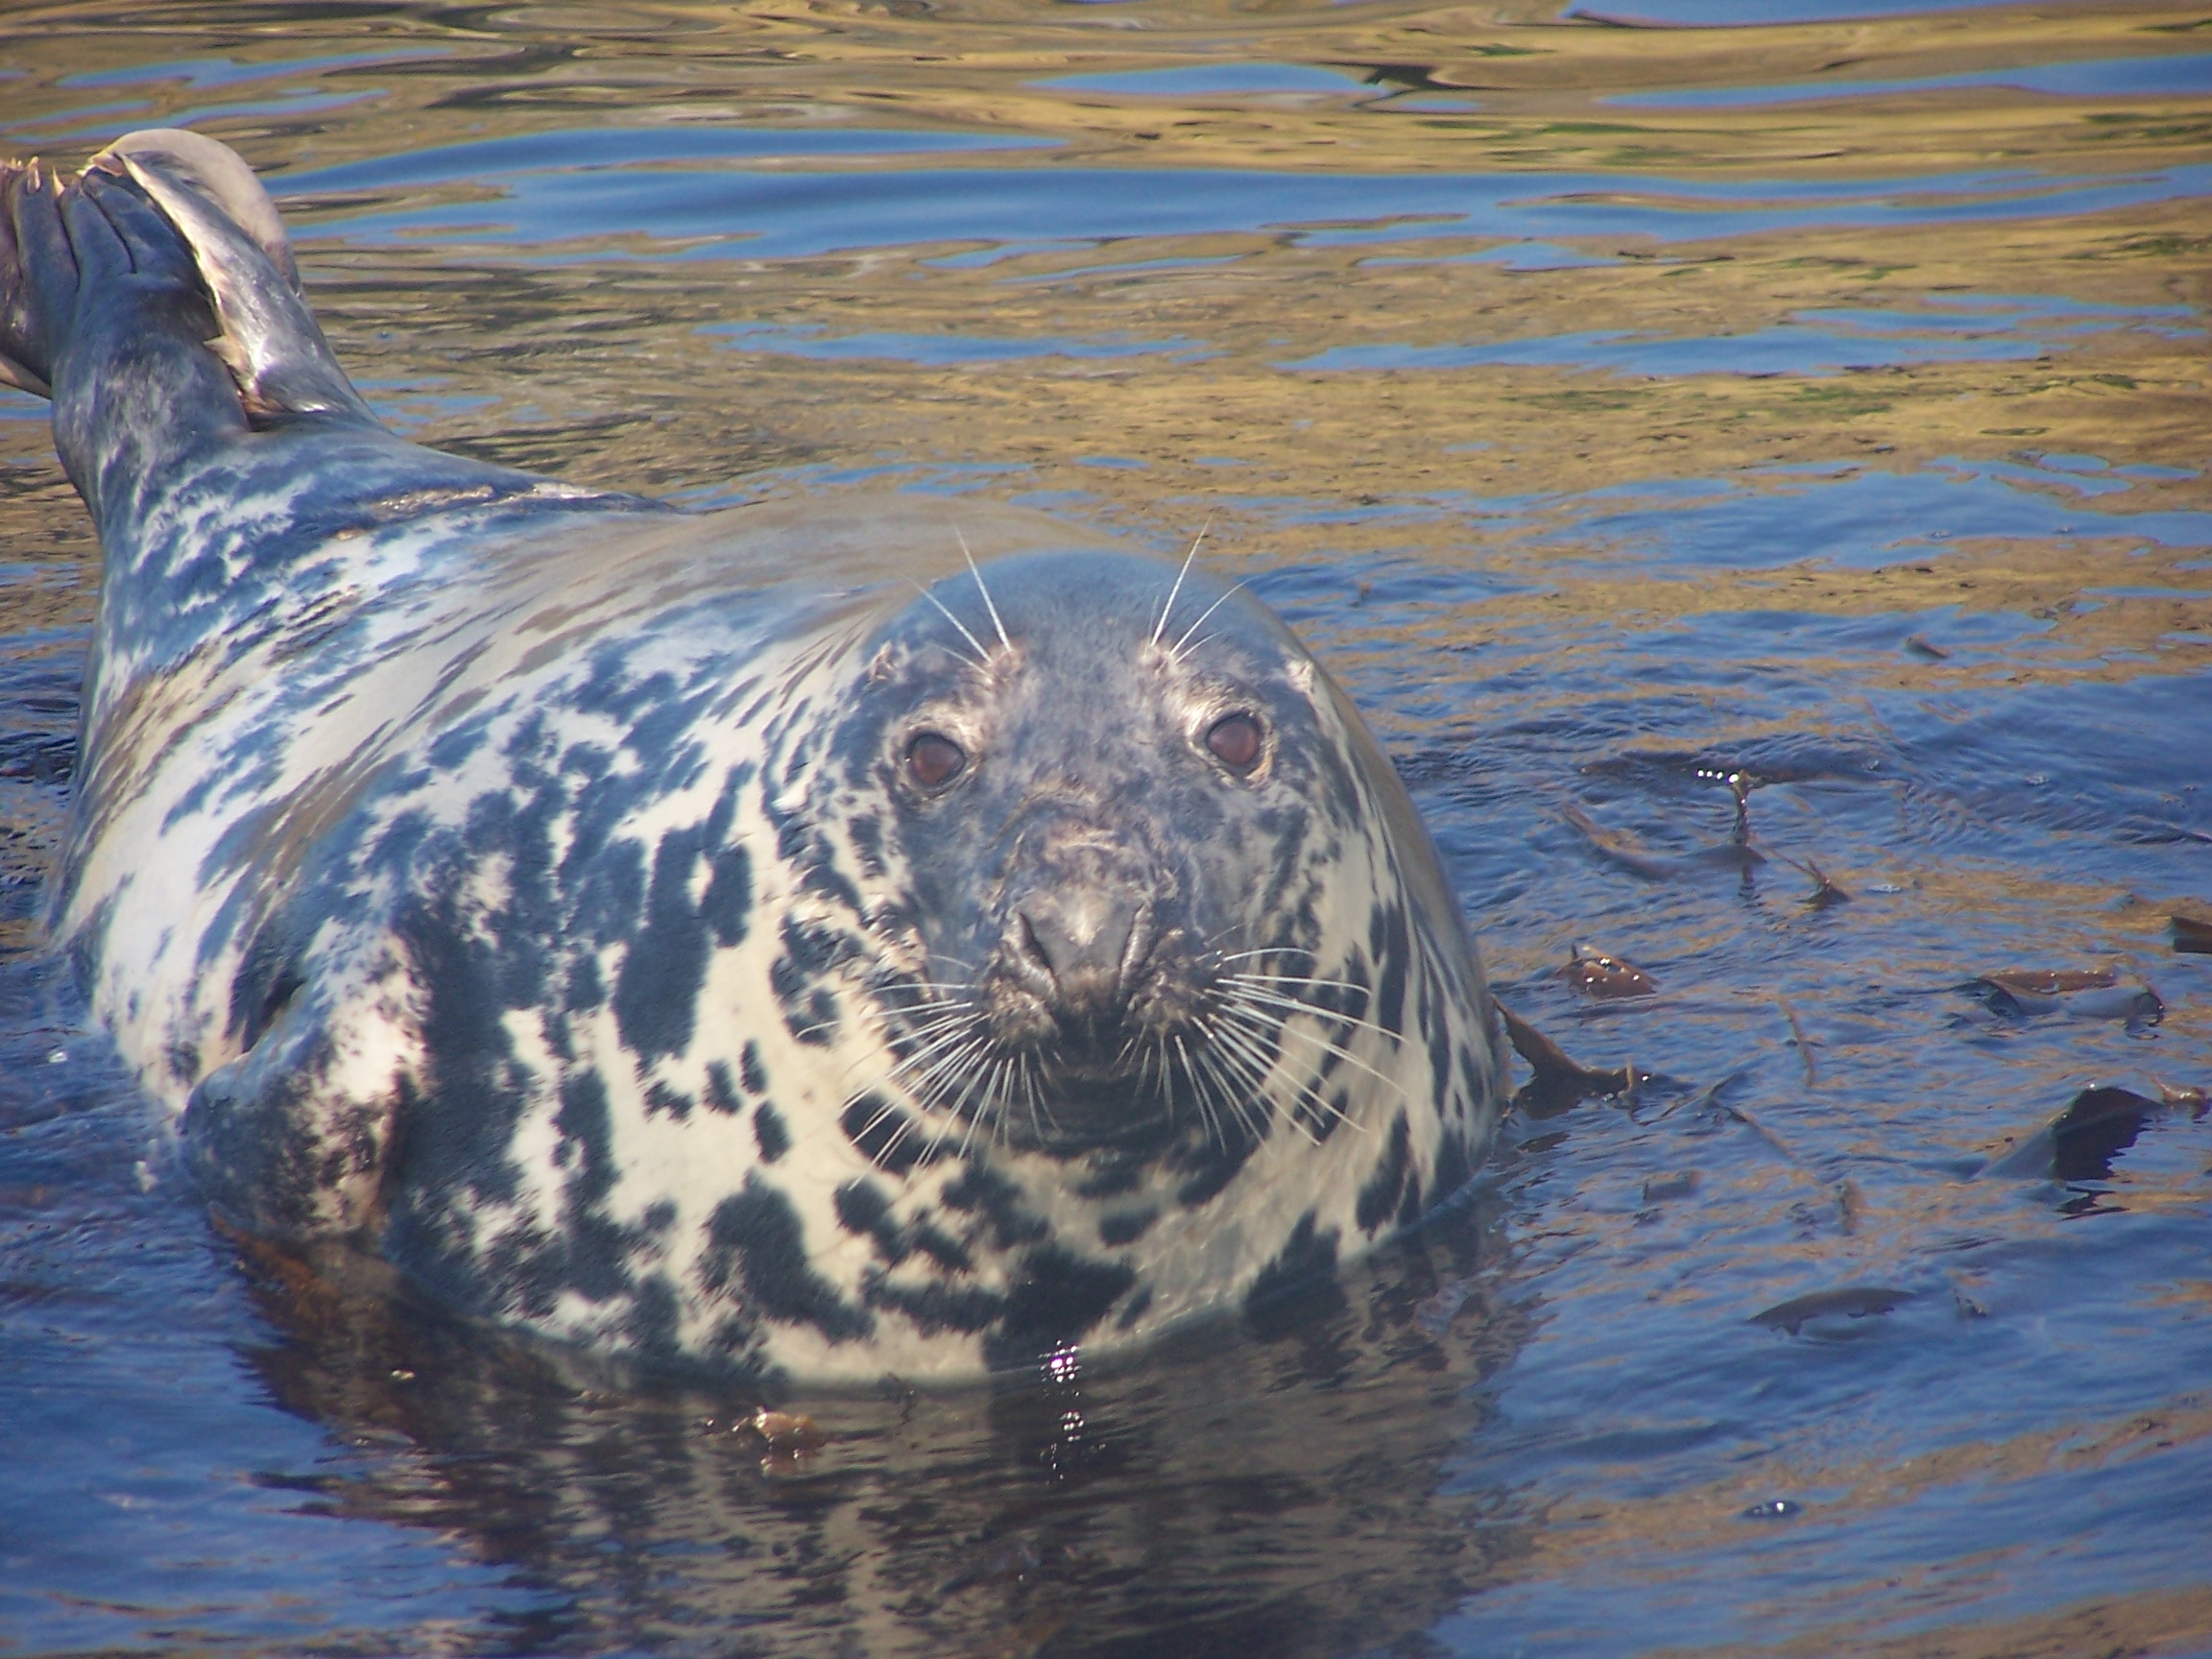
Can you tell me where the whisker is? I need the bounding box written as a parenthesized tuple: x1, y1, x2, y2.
(906, 577, 990, 666)
(890, 1006, 986, 1042)
(1170, 577, 1252, 661)
(1191, 1038, 1269, 1147)
(1221, 971, 1375, 1000)
(954, 526, 1012, 651)
(1219, 982, 1405, 1047)
(1149, 516, 1211, 647)
(1020, 1052, 1047, 1147)
(1171, 1033, 1220, 1148)
(1214, 1001, 1397, 1112)
(1205, 1019, 1304, 1141)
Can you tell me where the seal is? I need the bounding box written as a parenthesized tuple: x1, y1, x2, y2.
(0, 131, 1506, 1384)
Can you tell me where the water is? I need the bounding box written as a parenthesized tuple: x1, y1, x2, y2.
(2, 1, 2208, 1653)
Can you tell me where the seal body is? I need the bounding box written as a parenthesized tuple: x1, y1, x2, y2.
(1, 132, 1505, 1384)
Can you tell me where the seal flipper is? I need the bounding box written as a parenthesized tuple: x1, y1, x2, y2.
(182, 990, 404, 1242)
(90, 129, 379, 426)
(0, 160, 60, 397)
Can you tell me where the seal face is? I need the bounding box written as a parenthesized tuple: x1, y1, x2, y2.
(1, 132, 1505, 1383)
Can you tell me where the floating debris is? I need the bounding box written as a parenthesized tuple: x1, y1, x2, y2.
(2175, 911, 2212, 955)
(1836, 1178, 1865, 1236)
(1561, 801, 1682, 880)
(1496, 998, 1642, 1117)
(2159, 1081, 2208, 1118)
(1970, 970, 2162, 1026)
(1641, 1170, 1699, 1204)
(1903, 634, 1951, 661)
(1777, 998, 1816, 1086)
(1981, 1085, 2172, 1182)
(1751, 1286, 1914, 1336)
(1766, 848, 1849, 908)
(1742, 1498, 1805, 1520)
(1560, 944, 1656, 999)
(747, 1415, 827, 1451)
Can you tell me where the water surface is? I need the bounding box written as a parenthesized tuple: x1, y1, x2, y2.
(1, 0, 2207, 1653)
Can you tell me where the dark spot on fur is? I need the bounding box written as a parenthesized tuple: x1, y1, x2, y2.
(1371, 903, 1409, 1041)
(986, 1244, 1137, 1367)
(699, 1177, 873, 1342)
(1116, 1284, 1155, 1330)
(1356, 1112, 1412, 1235)
(863, 1273, 1004, 1335)
(644, 1081, 693, 1121)
(623, 1272, 682, 1358)
(1431, 1121, 1473, 1204)
(834, 1178, 902, 1260)
(565, 950, 605, 1013)
(753, 1100, 791, 1164)
(704, 1061, 740, 1116)
(1074, 1150, 1147, 1199)
(941, 1161, 1047, 1251)
(769, 916, 852, 1047)
(701, 844, 753, 947)
(1396, 1166, 1425, 1231)
(1174, 1123, 1260, 1208)
(739, 1040, 768, 1096)
(838, 1094, 939, 1174)
(1244, 1210, 1342, 1338)
(613, 828, 711, 1063)
(1098, 1208, 1157, 1247)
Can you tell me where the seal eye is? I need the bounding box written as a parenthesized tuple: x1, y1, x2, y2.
(905, 732, 967, 789)
(1205, 711, 1265, 773)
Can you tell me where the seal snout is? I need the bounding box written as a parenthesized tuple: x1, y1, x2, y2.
(985, 821, 1192, 1059)
(1009, 885, 1151, 1019)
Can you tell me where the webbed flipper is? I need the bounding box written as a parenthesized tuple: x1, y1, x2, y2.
(89, 129, 379, 424)
(182, 991, 405, 1242)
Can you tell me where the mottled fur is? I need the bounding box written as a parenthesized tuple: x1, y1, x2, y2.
(2, 132, 1504, 1384)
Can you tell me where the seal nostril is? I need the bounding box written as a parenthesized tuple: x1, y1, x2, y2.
(1011, 889, 1142, 1015)
(1017, 912, 1055, 976)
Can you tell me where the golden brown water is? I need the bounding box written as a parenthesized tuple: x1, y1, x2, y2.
(0, 1, 2207, 1654)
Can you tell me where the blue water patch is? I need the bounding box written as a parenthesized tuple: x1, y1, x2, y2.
(59, 47, 450, 90)
(1468, 241, 1619, 270)
(1614, 51, 2212, 109)
(1278, 293, 2198, 377)
(704, 322, 1212, 365)
(1565, 0, 2021, 21)
(1280, 322, 2037, 376)
(1040, 62, 1370, 96)
(276, 127, 1055, 194)
(287, 156, 2212, 260)
(9, 92, 373, 145)
(925, 240, 1084, 269)
(1518, 460, 2212, 573)
(1361, 241, 1616, 270)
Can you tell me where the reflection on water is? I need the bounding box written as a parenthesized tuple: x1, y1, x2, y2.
(0, 0, 2207, 1653)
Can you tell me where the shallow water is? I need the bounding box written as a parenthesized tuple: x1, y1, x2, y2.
(1, 0, 2208, 1654)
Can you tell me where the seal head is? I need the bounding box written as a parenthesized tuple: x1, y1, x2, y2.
(813, 551, 1408, 1163)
